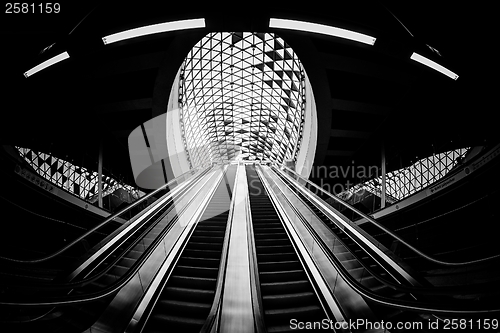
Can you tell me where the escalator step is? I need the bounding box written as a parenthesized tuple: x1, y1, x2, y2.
(263, 291, 318, 308)
(195, 221, 227, 227)
(258, 252, 298, 262)
(254, 232, 288, 237)
(260, 280, 311, 294)
(116, 256, 135, 268)
(341, 258, 363, 270)
(148, 313, 206, 331)
(256, 239, 290, 246)
(178, 256, 220, 268)
(192, 230, 225, 237)
(154, 299, 211, 316)
(259, 269, 307, 283)
(174, 265, 218, 278)
(264, 305, 323, 320)
(108, 265, 128, 277)
(189, 235, 224, 243)
(258, 261, 302, 272)
(169, 275, 216, 289)
(185, 242, 223, 251)
(253, 226, 285, 232)
(256, 245, 293, 254)
(183, 248, 221, 259)
(163, 285, 215, 303)
(253, 225, 283, 230)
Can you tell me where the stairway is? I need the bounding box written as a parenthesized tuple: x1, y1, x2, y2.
(142, 166, 236, 333)
(246, 165, 326, 332)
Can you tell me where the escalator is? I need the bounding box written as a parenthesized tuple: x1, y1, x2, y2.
(141, 165, 236, 333)
(273, 169, 412, 286)
(270, 168, 442, 325)
(269, 166, 499, 331)
(1, 166, 211, 333)
(246, 165, 328, 332)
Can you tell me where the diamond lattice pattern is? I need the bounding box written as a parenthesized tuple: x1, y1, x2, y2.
(179, 32, 306, 167)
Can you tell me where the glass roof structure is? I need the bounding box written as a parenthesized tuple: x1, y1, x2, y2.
(337, 148, 471, 203)
(178, 32, 306, 168)
(16, 147, 144, 203)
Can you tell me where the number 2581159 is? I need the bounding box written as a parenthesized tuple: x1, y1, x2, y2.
(5, 3, 60, 14)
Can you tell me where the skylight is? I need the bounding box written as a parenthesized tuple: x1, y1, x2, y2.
(338, 148, 471, 203)
(178, 32, 306, 168)
(16, 147, 144, 202)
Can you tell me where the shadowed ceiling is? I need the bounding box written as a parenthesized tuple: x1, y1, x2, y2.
(2, 1, 497, 190)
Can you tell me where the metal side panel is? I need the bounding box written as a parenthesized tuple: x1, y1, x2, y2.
(257, 165, 377, 324)
(84, 166, 226, 333)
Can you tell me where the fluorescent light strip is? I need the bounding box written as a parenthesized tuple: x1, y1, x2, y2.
(411, 52, 458, 80)
(102, 18, 205, 45)
(270, 18, 376, 46)
(24, 52, 70, 78)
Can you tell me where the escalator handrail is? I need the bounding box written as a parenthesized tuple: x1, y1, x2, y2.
(261, 165, 500, 315)
(244, 167, 267, 333)
(272, 163, 500, 266)
(0, 164, 209, 264)
(0, 165, 218, 306)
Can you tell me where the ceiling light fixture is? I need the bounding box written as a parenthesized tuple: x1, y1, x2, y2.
(23, 51, 70, 78)
(102, 18, 205, 45)
(410, 52, 458, 80)
(269, 18, 376, 46)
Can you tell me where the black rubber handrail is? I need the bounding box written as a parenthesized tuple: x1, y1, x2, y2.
(0, 165, 208, 264)
(243, 165, 266, 333)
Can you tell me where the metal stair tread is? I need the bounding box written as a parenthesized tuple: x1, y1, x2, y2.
(175, 265, 218, 271)
(150, 313, 206, 325)
(261, 280, 310, 287)
(265, 305, 322, 316)
(157, 298, 211, 310)
(263, 291, 315, 300)
(170, 274, 216, 282)
(260, 269, 304, 275)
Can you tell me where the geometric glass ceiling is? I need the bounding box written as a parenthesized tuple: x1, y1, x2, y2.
(337, 147, 471, 203)
(16, 147, 144, 203)
(178, 32, 306, 168)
